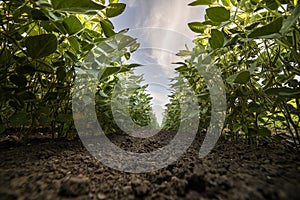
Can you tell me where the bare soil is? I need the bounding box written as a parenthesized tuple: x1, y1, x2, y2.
(0, 130, 299, 200)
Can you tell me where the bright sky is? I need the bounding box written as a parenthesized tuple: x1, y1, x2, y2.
(111, 0, 206, 125)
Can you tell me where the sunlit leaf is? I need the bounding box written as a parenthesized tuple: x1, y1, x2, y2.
(106, 3, 126, 18)
(188, 0, 212, 6)
(63, 15, 83, 35)
(206, 6, 230, 22)
(51, 0, 105, 13)
(188, 22, 205, 33)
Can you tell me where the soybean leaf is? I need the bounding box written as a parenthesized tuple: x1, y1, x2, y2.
(234, 71, 250, 84)
(281, 4, 300, 34)
(106, 3, 126, 18)
(51, 0, 105, 13)
(265, 87, 300, 97)
(188, 22, 205, 33)
(63, 15, 83, 35)
(56, 67, 66, 82)
(206, 7, 230, 22)
(25, 34, 58, 59)
(248, 17, 283, 38)
(227, 71, 251, 84)
(188, 0, 212, 6)
(100, 19, 115, 37)
(209, 29, 224, 49)
(99, 67, 120, 80)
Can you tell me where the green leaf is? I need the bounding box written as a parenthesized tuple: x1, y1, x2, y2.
(265, 0, 280, 10)
(206, 7, 230, 22)
(265, 87, 300, 97)
(234, 71, 250, 84)
(68, 36, 81, 51)
(63, 15, 83, 35)
(188, 22, 205, 33)
(227, 71, 251, 84)
(209, 29, 224, 49)
(100, 19, 115, 37)
(106, 3, 126, 18)
(9, 74, 27, 87)
(51, 0, 105, 13)
(99, 67, 120, 80)
(248, 17, 283, 38)
(188, 0, 212, 6)
(281, 4, 300, 34)
(25, 34, 58, 59)
(56, 67, 66, 82)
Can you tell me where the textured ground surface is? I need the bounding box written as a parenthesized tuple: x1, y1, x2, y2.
(0, 131, 299, 200)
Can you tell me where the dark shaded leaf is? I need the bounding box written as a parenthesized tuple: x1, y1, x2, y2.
(265, 87, 300, 97)
(248, 17, 283, 38)
(9, 74, 27, 87)
(25, 34, 58, 59)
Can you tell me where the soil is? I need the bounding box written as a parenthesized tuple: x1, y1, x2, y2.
(0, 130, 299, 200)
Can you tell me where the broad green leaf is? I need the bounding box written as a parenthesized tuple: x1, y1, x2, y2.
(281, 4, 300, 34)
(265, 0, 280, 10)
(234, 71, 250, 84)
(35, 62, 54, 73)
(188, 22, 205, 33)
(227, 71, 251, 84)
(100, 20, 115, 37)
(68, 36, 81, 51)
(9, 74, 27, 87)
(209, 29, 224, 49)
(106, 3, 126, 18)
(265, 87, 300, 97)
(206, 7, 230, 22)
(51, 0, 105, 13)
(25, 34, 58, 59)
(248, 17, 283, 38)
(188, 0, 212, 6)
(99, 67, 120, 80)
(63, 15, 83, 35)
(56, 67, 66, 82)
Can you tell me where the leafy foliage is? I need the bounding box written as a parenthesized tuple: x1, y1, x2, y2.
(164, 0, 300, 146)
(0, 0, 151, 141)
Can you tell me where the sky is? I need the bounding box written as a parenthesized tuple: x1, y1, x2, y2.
(111, 0, 206, 125)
